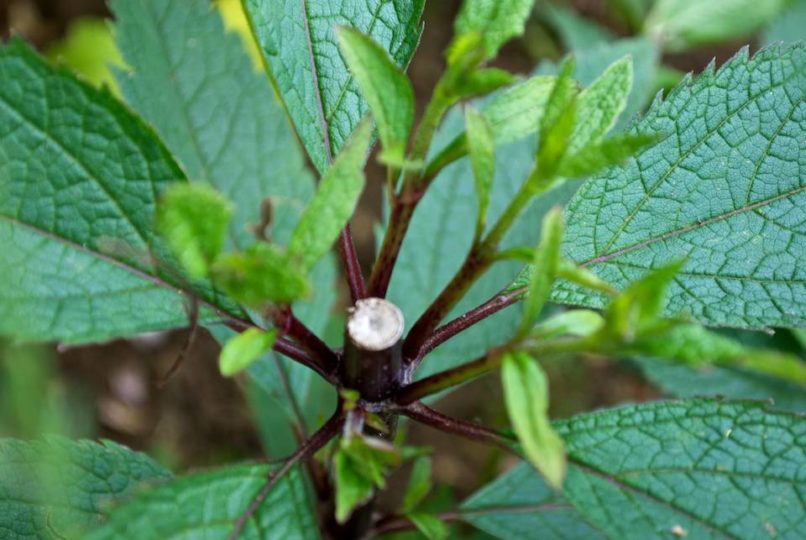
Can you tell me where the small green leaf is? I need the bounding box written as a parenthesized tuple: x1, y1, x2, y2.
(646, 0, 789, 52)
(530, 310, 605, 340)
(484, 75, 557, 144)
(333, 435, 399, 523)
(520, 208, 564, 333)
(533, 59, 578, 184)
(287, 120, 372, 272)
(46, 18, 123, 94)
(465, 108, 495, 236)
(408, 512, 449, 540)
(558, 133, 659, 179)
(218, 328, 277, 377)
(557, 260, 617, 296)
(570, 55, 633, 153)
(156, 184, 232, 278)
(455, 0, 536, 59)
(333, 449, 375, 524)
(0, 438, 171, 540)
(212, 244, 309, 306)
(501, 351, 566, 489)
(401, 456, 433, 513)
(337, 27, 414, 163)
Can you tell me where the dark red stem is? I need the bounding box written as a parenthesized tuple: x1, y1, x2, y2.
(274, 308, 339, 377)
(400, 402, 516, 453)
(339, 224, 367, 302)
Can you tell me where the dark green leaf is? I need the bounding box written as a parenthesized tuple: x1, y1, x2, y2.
(244, 0, 424, 173)
(556, 45, 806, 329)
(0, 437, 171, 540)
(86, 465, 318, 539)
(401, 456, 433, 513)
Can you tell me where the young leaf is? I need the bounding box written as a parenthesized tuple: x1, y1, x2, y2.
(113, 0, 316, 251)
(156, 184, 232, 278)
(569, 55, 633, 153)
(520, 208, 564, 333)
(46, 18, 123, 94)
(530, 310, 605, 340)
(646, 0, 789, 52)
(455, 0, 536, 60)
(501, 351, 566, 489)
(337, 27, 415, 163)
(287, 120, 372, 272)
(0, 40, 242, 344)
(219, 328, 277, 377)
(0, 438, 171, 540)
(483, 75, 557, 145)
(86, 465, 318, 539)
(408, 512, 449, 540)
(401, 456, 433, 513)
(465, 108, 495, 236)
(212, 244, 309, 306)
(555, 45, 806, 330)
(557, 133, 658, 179)
(243, 0, 425, 173)
(333, 435, 400, 523)
(533, 59, 578, 184)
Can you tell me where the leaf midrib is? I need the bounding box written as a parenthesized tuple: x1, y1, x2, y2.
(301, 0, 334, 163)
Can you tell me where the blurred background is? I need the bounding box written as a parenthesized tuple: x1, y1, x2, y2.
(1, 0, 804, 531)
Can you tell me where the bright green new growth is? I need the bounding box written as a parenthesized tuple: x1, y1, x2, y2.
(156, 184, 232, 278)
(337, 27, 415, 164)
(520, 208, 564, 334)
(287, 120, 372, 272)
(465, 107, 495, 236)
(219, 328, 278, 376)
(333, 436, 399, 523)
(455, 0, 537, 59)
(501, 351, 566, 489)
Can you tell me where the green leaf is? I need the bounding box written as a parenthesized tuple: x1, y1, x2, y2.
(244, 0, 424, 173)
(333, 449, 375, 524)
(763, 0, 806, 45)
(465, 108, 495, 235)
(212, 244, 309, 306)
(287, 120, 372, 272)
(155, 184, 232, 279)
(502, 352, 566, 489)
(86, 464, 319, 539)
(534, 60, 578, 184)
(0, 437, 171, 540)
(556, 44, 806, 330)
(455, 0, 536, 59)
(542, 4, 615, 51)
(569, 55, 633, 154)
(219, 328, 277, 376)
(112, 0, 315, 251)
(401, 456, 433, 513)
(483, 75, 557, 145)
(333, 436, 399, 523)
(520, 208, 564, 333)
(46, 18, 124, 95)
(0, 40, 241, 344)
(530, 309, 605, 340)
(645, 0, 789, 52)
(337, 27, 414, 163)
(465, 399, 806, 539)
(558, 133, 658, 179)
(408, 512, 449, 540)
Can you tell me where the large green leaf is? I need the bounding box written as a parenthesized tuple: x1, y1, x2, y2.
(465, 399, 806, 539)
(0, 40, 239, 344)
(244, 0, 424, 173)
(762, 0, 806, 46)
(0, 437, 171, 539)
(86, 465, 319, 539)
(555, 44, 806, 330)
(112, 0, 315, 250)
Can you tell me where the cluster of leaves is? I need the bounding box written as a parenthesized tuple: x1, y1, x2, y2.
(1, 0, 805, 539)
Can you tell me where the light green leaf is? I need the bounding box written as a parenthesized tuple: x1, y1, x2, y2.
(337, 27, 414, 162)
(558, 133, 658, 179)
(534, 60, 578, 184)
(569, 55, 633, 154)
(465, 399, 806, 539)
(501, 351, 566, 489)
(556, 44, 806, 330)
(112, 0, 315, 251)
(465, 108, 495, 235)
(520, 209, 564, 333)
(244, 0, 424, 173)
(0, 40, 240, 344)
(530, 309, 605, 340)
(455, 0, 536, 59)
(484, 75, 557, 144)
(333, 436, 399, 523)
(408, 512, 449, 540)
(401, 456, 433, 513)
(288, 120, 372, 272)
(86, 464, 319, 539)
(762, 0, 806, 45)
(212, 244, 309, 306)
(645, 0, 789, 52)
(0, 437, 171, 540)
(219, 328, 277, 376)
(46, 18, 123, 94)
(155, 184, 232, 279)
(333, 449, 375, 524)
